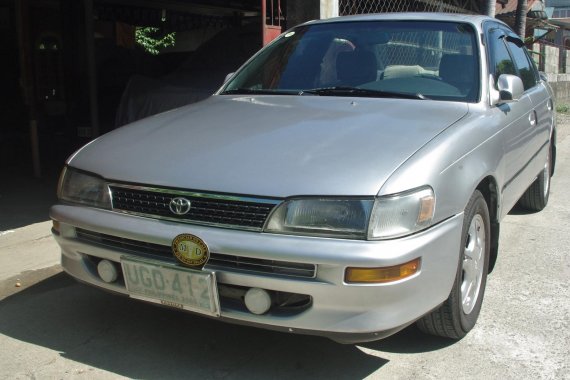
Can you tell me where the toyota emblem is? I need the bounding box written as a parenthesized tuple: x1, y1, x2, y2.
(169, 197, 192, 215)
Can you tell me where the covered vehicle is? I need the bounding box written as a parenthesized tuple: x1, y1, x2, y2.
(51, 13, 555, 343)
(115, 23, 261, 126)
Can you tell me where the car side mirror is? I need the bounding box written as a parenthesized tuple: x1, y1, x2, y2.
(224, 72, 235, 84)
(497, 74, 524, 104)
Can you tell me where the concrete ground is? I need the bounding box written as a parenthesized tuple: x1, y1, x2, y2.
(0, 116, 569, 379)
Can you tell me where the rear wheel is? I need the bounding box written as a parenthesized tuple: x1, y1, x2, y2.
(519, 143, 552, 212)
(417, 190, 490, 339)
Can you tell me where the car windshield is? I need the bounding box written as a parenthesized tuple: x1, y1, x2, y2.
(221, 20, 480, 102)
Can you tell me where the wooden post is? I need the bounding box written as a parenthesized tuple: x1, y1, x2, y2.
(84, 0, 99, 138)
(486, 0, 496, 17)
(16, 0, 41, 178)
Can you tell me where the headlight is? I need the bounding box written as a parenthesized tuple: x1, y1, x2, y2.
(264, 188, 435, 240)
(264, 198, 374, 239)
(57, 166, 111, 209)
(368, 187, 435, 240)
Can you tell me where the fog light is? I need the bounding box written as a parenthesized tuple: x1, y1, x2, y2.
(244, 288, 272, 315)
(97, 260, 118, 283)
(345, 258, 421, 284)
(52, 220, 60, 234)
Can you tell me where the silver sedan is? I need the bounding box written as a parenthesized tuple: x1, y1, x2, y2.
(51, 13, 555, 343)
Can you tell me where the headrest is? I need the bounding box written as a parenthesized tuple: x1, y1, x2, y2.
(336, 50, 377, 86)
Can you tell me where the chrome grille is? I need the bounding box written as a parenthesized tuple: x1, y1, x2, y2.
(109, 184, 280, 230)
(75, 229, 316, 279)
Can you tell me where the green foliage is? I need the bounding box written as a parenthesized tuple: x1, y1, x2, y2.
(135, 27, 175, 55)
(556, 103, 570, 113)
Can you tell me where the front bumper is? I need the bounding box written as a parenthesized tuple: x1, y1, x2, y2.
(50, 204, 463, 343)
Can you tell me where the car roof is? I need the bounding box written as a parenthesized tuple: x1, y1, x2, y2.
(303, 12, 498, 32)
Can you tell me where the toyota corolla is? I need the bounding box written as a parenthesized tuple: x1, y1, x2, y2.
(51, 13, 555, 343)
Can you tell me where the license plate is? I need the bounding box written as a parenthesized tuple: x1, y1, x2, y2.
(121, 256, 220, 316)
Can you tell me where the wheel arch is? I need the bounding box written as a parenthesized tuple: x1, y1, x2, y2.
(476, 176, 500, 273)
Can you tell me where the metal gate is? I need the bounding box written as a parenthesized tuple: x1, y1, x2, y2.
(262, 0, 284, 45)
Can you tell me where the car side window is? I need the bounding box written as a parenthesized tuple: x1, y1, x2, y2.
(488, 29, 516, 85)
(506, 40, 538, 90)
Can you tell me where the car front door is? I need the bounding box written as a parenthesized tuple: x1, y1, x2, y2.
(485, 25, 545, 217)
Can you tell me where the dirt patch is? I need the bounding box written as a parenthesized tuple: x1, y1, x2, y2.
(556, 112, 570, 142)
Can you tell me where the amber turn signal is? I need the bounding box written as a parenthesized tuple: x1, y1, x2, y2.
(52, 220, 61, 234)
(345, 258, 421, 284)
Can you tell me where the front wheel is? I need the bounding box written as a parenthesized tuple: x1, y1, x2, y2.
(417, 190, 490, 339)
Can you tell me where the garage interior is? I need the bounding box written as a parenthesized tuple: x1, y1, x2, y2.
(3, 1, 297, 177)
(0, 0, 534, 230)
(1, 0, 299, 229)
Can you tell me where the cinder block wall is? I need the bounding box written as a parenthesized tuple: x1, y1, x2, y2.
(547, 77, 570, 104)
(545, 46, 559, 75)
(535, 45, 570, 103)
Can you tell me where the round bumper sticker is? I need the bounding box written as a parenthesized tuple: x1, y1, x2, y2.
(172, 234, 209, 268)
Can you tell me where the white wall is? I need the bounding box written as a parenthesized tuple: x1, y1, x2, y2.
(320, 0, 339, 19)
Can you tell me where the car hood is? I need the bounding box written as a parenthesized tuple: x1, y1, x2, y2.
(70, 95, 468, 197)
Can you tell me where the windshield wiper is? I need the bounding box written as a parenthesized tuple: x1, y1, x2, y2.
(300, 86, 427, 100)
(222, 86, 427, 99)
(220, 88, 295, 95)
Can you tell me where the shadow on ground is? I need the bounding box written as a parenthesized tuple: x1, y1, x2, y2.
(0, 168, 59, 231)
(0, 272, 455, 379)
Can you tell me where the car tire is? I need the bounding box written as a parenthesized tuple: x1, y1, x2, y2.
(417, 190, 490, 339)
(519, 142, 552, 212)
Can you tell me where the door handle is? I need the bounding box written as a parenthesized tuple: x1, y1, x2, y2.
(529, 111, 537, 126)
